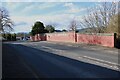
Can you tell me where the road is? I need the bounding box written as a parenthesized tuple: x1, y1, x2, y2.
(2, 41, 120, 79)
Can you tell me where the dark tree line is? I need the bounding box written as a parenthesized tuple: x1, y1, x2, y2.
(2, 33, 16, 41)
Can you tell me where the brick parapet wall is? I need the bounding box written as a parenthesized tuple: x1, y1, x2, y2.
(76, 33, 115, 47)
(46, 31, 76, 43)
(30, 32, 115, 47)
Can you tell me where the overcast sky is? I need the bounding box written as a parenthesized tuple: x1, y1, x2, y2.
(1, 0, 119, 33)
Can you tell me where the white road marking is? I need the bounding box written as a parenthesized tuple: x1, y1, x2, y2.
(81, 56, 119, 66)
(41, 46, 64, 53)
(79, 56, 119, 70)
(40, 45, 119, 71)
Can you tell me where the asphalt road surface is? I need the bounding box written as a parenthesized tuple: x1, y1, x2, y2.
(2, 41, 120, 79)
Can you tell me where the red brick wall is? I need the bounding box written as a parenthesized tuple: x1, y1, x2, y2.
(76, 33, 115, 47)
(46, 32, 76, 43)
(30, 32, 115, 47)
(30, 34, 46, 41)
(30, 36, 35, 41)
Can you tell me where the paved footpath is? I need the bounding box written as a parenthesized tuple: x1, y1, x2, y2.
(46, 41, 119, 55)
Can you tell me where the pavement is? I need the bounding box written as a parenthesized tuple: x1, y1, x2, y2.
(46, 41, 119, 55)
(2, 41, 120, 79)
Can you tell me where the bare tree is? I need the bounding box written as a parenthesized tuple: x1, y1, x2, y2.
(79, 2, 118, 33)
(69, 19, 77, 31)
(0, 7, 13, 33)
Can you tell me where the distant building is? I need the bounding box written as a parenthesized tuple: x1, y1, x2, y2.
(54, 30, 62, 32)
(16, 37, 22, 41)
